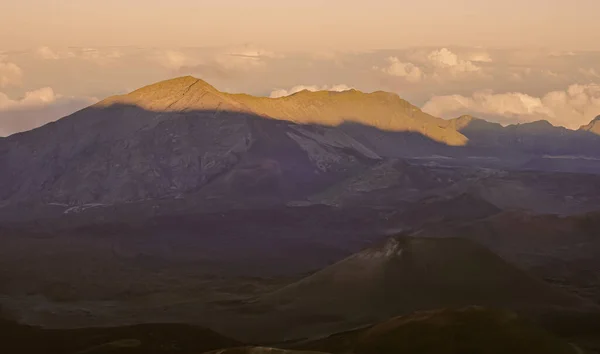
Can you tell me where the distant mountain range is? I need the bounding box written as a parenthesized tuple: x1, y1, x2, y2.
(1, 76, 600, 206)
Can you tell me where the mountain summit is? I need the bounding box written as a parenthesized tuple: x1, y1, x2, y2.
(580, 115, 600, 135)
(98, 76, 467, 146)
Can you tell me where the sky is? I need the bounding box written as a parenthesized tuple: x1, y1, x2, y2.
(1, 0, 600, 135)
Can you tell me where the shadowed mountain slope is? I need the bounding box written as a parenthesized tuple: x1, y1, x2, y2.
(447, 115, 600, 158)
(294, 307, 578, 354)
(222, 236, 586, 342)
(0, 316, 240, 354)
(415, 211, 600, 303)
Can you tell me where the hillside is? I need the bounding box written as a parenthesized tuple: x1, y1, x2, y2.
(447, 115, 600, 159)
(295, 307, 578, 354)
(0, 317, 240, 354)
(580, 115, 600, 135)
(222, 236, 585, 342)
(415, 211, 600, 303)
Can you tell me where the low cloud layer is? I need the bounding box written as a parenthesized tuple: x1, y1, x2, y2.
(35, 46, 123, 65)
(0, 87, 97, 136)
(0, 61, 23, 87)
(152, 45, 279, 79)
(375, 57, 423, 83)
(375, 48, 486, 83)
(422, 84, 600, 129)
(0, 45, 599, 132)
(269, 84, 353, 98)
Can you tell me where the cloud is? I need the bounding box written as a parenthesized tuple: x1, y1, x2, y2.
(77, 48, 122, 64)
(178, 63, 233, 79)
(35, 46, 121, 64)
(215, 46, 281, 72)
(427, 48, 482, 74)
(0, 88, 97, 136)
(422, 83, 600, 129)
(0, 61, 23, 87)
(0, 87, 61, 110)
(35, 46, 75, 60)
(375, 57, 423, 82)
(466, 51, 493, 63)
(269, 84, 353, 98)
(153, 46, 280, 77)
(152, 50, 189, 70)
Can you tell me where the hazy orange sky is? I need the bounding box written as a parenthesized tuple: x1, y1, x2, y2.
(1, 0, 600, 51)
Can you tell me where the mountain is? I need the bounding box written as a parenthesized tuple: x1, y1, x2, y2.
(100, 76, 467, 146)
(447, 115, 600, 157)
(0, 77, 395, 205)
(2, 76, 600, 206)
(415, 211, 600, 302)
(580, 115, 600, 135)
(295, 307, 578, 354)
(224, 236, 585, 342)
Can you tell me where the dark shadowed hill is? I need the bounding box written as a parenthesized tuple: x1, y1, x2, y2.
(447, 115, 600, 158)
(220, 236, 586, 342)
(415, 211, 600, 303)
(0, 316, 239, 354)
(294, 307, 578, 354)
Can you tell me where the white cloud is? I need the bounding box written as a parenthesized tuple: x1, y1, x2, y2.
(35, 46, 75, 60)
(152, 46, 280, 74)
(427, 48, 481, 74)
(0, 87, 61, 110)
(466, 51, 493, 63)
(375, 57, 423, 83)
(422, 83, 600, 129)
(0, 88, 98, 136)
(36, 46, 121, 64)
(152, 50, 189, 70)
(0, 61, 23, 87)
(269, 84, 353, 98)
(216, 46, 281, 72)
(77, 48, 122, 64)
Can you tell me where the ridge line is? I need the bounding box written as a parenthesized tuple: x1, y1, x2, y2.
(165, 79, 202, 110)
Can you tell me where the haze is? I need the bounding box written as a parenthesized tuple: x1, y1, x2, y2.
(2, 0, 600, 51)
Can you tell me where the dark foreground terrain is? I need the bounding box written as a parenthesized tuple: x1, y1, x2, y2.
(3, 306, 599, 354)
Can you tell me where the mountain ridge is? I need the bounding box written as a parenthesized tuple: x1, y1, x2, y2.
(2, 76, 600, 205)
(580, 115, 600, 135)
(96, 76, 467, 146)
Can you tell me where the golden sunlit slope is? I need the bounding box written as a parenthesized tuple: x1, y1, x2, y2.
(98, 76, 468, 146)
(580, 115, 600, 135)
